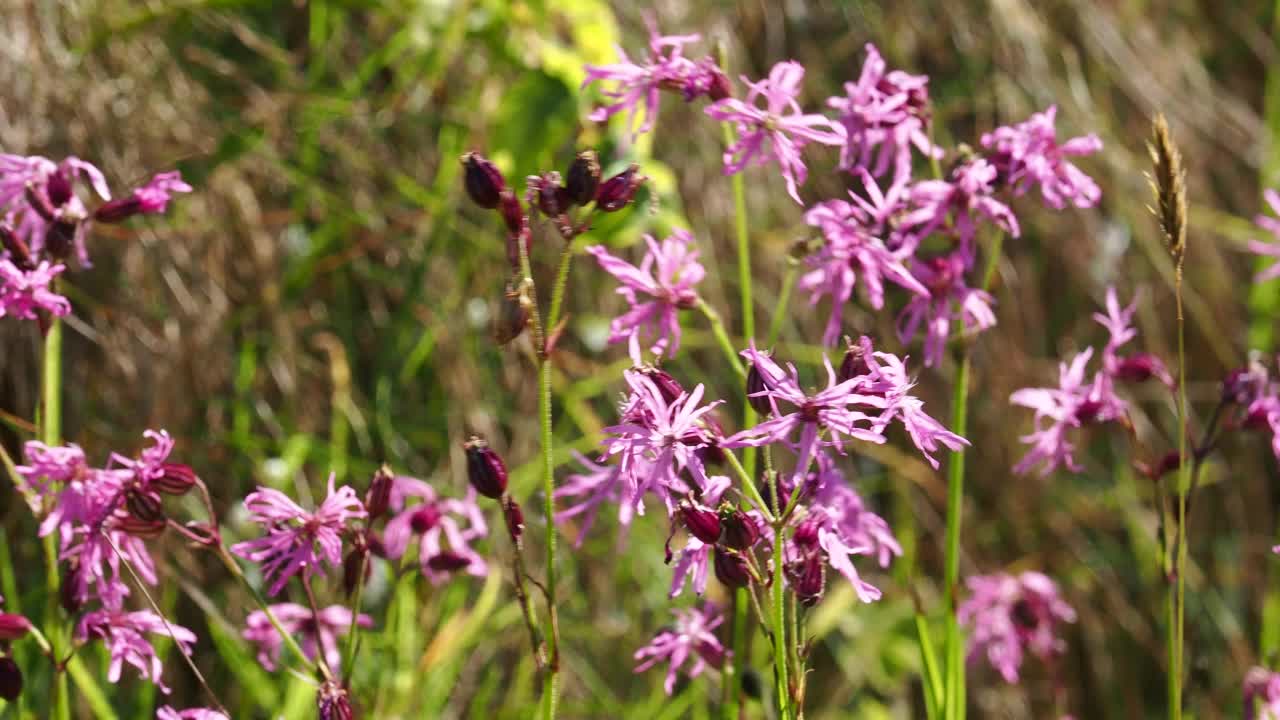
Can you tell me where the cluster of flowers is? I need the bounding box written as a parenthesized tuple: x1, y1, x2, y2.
(957, 571, 1076, 684)
(584, 27, 1103, 366)
(0, 153, 189, 324)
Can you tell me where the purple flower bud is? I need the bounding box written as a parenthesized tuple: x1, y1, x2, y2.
(0, 225, 34, 271)
(565, 150, 602, 206)
(117, 515, 167, 539)
(93, 196, 143, 224)
(528, 172, 569, 217)
(837, 341, 870, 383)
(1137, 451, 1183, 480)
(719, 508, 760, 550)
(637, 365, 685, 405)
(125, 488, 165, 523)
(461, 152, 506, 210)
(494, 283, 529, 345)
(1111, 353, 1171, 386)
(0, 656, 21, 702)
(786, 553, 826, 607)
(793, 517, 821, 549)
(680, 503, 722, 544)
(60, 565, 81, 614)
(152, 463, 198, 496)
(0, 613, 30, 642)
(1223, 365, 1268, 405)
(595, 164, 645, 212)
(316, 679, 354, 720)
(714, 547, 752, 589)
(426, 551, 472, 573)
(499, 190, 527, 238)
(342, 543, 371, 597)
(745, 363, 773, 416)
(504, 496, 525, 546)
(705, 66, 732, 102)
(409, 505, 442, 534)
(43, 219, 77, 261)
(45, 170, 73, 208)
(364, 465, 394, 522)
(464, 436, 509, 500)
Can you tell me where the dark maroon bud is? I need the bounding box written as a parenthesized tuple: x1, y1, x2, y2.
(43, 219, 77, 261)
(367, 532, 387, 559)
(0, 225, 34, 271)
(342, 544, 371, 597)
(0, 614, 30, 642)
(1223, 366, 1267, 405)
(564, 150, 601, 206)
(93, 196, 143, 224)
(125, 488, 165, 523)
(505, 227, 531, 272)
(680, 503, 722, 544)
(837, 340, 870, 383)
(0, 656, 21, 702)
(1112, 354, 1169, 385)
(464, 436, 509, 500)
(706, 66, 732, 101)
(152, 463, 198, 495)
(426, 551, 472, 573)
(719, 508, 760, 550)
(60, 565, 81, 614)
(595, 164, 645, 212)
(316, 679, 354, 720)
(117, 515, 167, 539)
(24, 183, 56, 222)
(504, 496, 525, 546)
(714, 547, 752, 589)
(364, 465, 394, 521)
(745, 363, 773, 416)
(45, 171, 73, 208)
(786, 554, 826, 607)
(409, 504, 442, 534)
(494, 283, 529, 345)
(528, 172, 569, 217)
(461, 152, 506, 210)
(792, 517, 821, 549)
(499, 190, 527, 238)
(638, 365, 685, 404)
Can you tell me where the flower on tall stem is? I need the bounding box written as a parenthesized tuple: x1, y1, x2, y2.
(901, 157, 1020, 252)
(1093, 287, 1172, 386)
(0, 153, 110, 265)
(587, 229, 705, 361)
(980, 105, 1103, 210)
(379, 475, 488, 584)
(554, 451, 633, 546)
(0, 258, 70, 320)
(633, 603, 729, 695)
(242, 603, 372, 673)
(828, 43, 938, 178)
(957, 571, 1076, 684)
(76, 609, 198, 693)
(856, 337, 969, 468)
(94, 171, 192, 224)
(230, 474, 366, 596)
(706, 61, 845, 204)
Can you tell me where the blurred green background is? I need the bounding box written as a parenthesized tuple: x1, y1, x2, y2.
(2, 0, 1280, 717)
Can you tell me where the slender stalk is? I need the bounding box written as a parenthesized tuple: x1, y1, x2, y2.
(343, 552, 369, 672)
(40, 296, 70, 720)
(769, 471, 791, 720)
(1171, 265, 1188, 720)
(696, 299, 747, 379)
(214, 544, 319, 674)
(942, 355, 970, 720)
(721, 450, 773, 523)
(300, 575, 335, 681)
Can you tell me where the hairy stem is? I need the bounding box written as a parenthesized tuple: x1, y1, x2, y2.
(215, 544, 319, 674)
(769, 471, 791, 720)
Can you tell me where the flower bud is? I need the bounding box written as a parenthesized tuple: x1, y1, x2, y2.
(0, 225, 34, 271)
(499, 190, 527, 238)
(45, 171, 73, 208)
(786, 554, 826, 607)
(680, 503, 722, 544)
(93, 196, 143, 224)
(0, 613, 30, 642)
(494, 282, 529, 345)
(461, 152, 506, 210)
(426, 551, 472, 573)
(364, 465, 394, 521)
(317, 679, 354, 720)
(152, 463, 198, 495)
(125, 488, 165, 523)
(792, 517, 821, 549)
(342, 543, 371, 597)
(705, 66, 732, 102)
(464, 436, 508, 500)
(43, 219, 77, 261)
(714, 547, 752, 589)
(0, 656, 21, 702)
(528, 172, 569, 217)
(595, 164, 645, 212)
(60, 565, 82, 614)
(117, 515, 167, 539)
(504, 496, 525, 546)
(745, 363, 773, 416)
(718, 508, 761, 550)
(564, 151, 601, 206)
(1111, 353, 1171, 386)
(637, 365, 684, 405)
(837, 340, 870, 383)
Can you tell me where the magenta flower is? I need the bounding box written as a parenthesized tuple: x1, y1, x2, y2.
(808, 453, 902, 568)
(555, 451, 632, 546)
(901, 158, 1020, 251)
(0, 259, 71, 320)
(582, 20, 723, 139)
(231, 474, 366, 596)
(1245, 666, 1280, 720)
(1010, 348, 1124, 475)
(587, 230, 705, 360)
(828, 43, 938, 178)
(706, 61, 845, 204)
(76, 609, 197, 693)
(96, 171, 192, 223)
(0, 154, 110, 265)
(157, 708, 229, 720)
(958, 571, 1076, 684)
(1093, 287, 1172, 386)
(786, 512, 882, 604)
(980, 105, 1103, 210)
(896, 253, 996, 368)
(633, 603, 728, 695)
(1249, 189, 1280, 283)
(380, 475, 488, 584)
(857, 336, 970, 468)
(242, 603, 372, 672)
(13, 440, 87, 511)
(802, 188, 928, 345)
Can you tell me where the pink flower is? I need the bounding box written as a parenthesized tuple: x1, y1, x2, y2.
(633, 603, 728, 695)
(96, 171, 192, 223)
(802, 185, 928, 345)
(980, 105, 1103, 210)
(808, 453, 902, 568)
(242, 603, 372, 672)
(0, 154, 110, 266)
(1093, 287, 1172, 386)
(706, 61, 845, 204)
(896, 253, 996, 368)
(587, 230, 705, 360)
(1010, 348, 1124, 476)
(1245, 666, 1280, 720)
(76, 609, 197, 693)
(379, 475, 488, 584)
(856, 336, 970, 468)
(230, 474, 366, 596)
(666, 475, 730, 597)
(828, 43, 938, 178)
(901, 158, 1020, 251)
(0, 259, 71, 319)
(786, 513, 882, 604)
(958, 571, 1076, 684)
(555, 451, 632, 546)
(582, 20, 723, 140)
(157, 708, 229, 720)
(13, 440, 87, 511)
(1249, 189, 1280, 283)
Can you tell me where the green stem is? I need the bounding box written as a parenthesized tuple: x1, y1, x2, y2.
(721, 450, 773, 523)
(696, 299, 746, 379)
(343, 552, 369, 673)
(547, 244, 576, 335)
(769, 471, 791, 720)
(942, 355, 970, 720)
(1170, 266, 1188, 720)
(41, 302, 70, 720)
(537, 356, 561, 720)
(215, 545, 319, 674)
